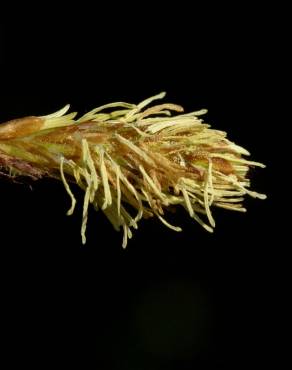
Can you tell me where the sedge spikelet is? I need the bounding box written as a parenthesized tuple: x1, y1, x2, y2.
(0, 93, 266, 247)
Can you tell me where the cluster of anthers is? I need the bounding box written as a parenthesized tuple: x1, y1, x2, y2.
(0, 92, 266, 247)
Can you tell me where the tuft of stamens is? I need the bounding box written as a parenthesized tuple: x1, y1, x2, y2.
(0, 93, 266, 247)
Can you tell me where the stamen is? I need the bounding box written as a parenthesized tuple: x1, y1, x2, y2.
(204, 159, 215, 227)
(60, 156, 76, 216)
(139, 165, 167, 203)
(81, 186, 90, 244)
(95, 147, 112, 209)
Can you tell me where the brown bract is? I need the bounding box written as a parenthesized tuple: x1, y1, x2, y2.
(0, 116, 44, 140)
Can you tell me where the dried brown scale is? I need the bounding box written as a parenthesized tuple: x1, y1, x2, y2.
(0, 150, 46, 179)
(0, 116, 44, 140)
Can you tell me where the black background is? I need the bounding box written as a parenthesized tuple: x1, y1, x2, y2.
(0, 4, 278, 369)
